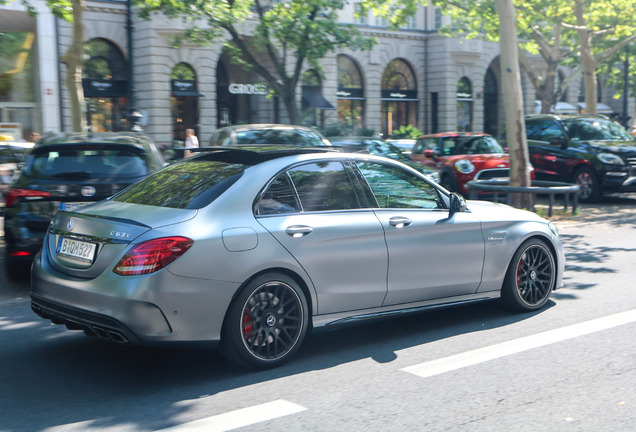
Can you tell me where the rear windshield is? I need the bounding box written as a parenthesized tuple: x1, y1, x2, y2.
(112, 160, 245, 209)
(25, 147, 148, 179)
(235, 129, 326, 146)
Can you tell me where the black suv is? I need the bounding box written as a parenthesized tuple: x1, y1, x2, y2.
(525, 114, 636, 202)
(3, 132, 165, 279)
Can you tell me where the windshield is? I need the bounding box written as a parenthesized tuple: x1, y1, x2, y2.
(563, 118, 633, 141)
(235, 129, 326, 146)
(442, 136, 504, 155)
(25, 148, 149, 179)
(364, 140, 409, 161)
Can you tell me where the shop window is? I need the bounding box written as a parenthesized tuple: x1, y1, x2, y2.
(337, 55, 365, 134)
(381, 59, 418, 137)
(171, 62, 201, 143)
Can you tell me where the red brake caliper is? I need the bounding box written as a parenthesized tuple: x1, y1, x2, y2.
(242, 312, 253, 339)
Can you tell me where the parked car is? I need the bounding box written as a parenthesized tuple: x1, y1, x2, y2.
(386, 138, 417, 156)
(524, 114, 636, 202)
(329, 136, 440, 182)
(3, 132, 165, 280)
(31, 146, 564, 369)
(209, 124, 331, 147)
(411, 132, 511, 195)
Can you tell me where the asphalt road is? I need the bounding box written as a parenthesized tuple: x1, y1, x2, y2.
(1, 196, 635, 431)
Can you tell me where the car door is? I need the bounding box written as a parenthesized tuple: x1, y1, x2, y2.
(526, 118, 571, 181)
(256, 160, 389, 314)
(354, 161, 485, 306)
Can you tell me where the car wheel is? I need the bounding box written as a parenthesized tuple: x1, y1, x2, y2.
(502, 239, 556, 312)
(440, 172, 459, 193)
(220, 273, 309, 369)
(573, 166, 602, 202)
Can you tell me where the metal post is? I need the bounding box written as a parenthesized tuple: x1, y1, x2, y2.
(621, 44, 630, 128)
(126, 0, 142, 131)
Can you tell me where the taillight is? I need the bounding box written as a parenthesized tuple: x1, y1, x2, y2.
(113, 236, 193, 276)
(5, 189, 52, 208)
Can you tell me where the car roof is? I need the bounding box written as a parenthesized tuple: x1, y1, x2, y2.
(218, 124, 323, 134)
(190, 146, 340, 165)
(525, 114, 609, 121)
(417, 132, 491, 139)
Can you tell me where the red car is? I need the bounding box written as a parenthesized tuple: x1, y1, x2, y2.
(411, 132, 511, 195)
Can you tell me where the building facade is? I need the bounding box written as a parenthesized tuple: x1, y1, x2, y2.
(1, 0, 633, 145)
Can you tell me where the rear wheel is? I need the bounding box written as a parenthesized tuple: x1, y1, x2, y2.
(573, 166, 602, 202)
(502, 239, 556, 312)
(220, 273, 308, 369)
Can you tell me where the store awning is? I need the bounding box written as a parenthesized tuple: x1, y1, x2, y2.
(302, 93, 335, 110)
(578, 102, 613, 114)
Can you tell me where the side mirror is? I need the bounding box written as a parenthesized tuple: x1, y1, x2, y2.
(449, 192, 467, 215)
(424, 149, 435, 158)
(549, 137, 569, 150)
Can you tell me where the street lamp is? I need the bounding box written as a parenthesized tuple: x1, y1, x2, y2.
(126, 0, 143, 131)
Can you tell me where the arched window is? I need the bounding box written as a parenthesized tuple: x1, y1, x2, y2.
(82, 38, 129, 132)
(381, 59, 418, 137)
(170, 62, 201, 142)
(456, 77, 472, 132)
(337, 55, 365, 134)
(301, 69, 334, 129)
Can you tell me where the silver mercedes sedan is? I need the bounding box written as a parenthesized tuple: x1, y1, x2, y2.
(31, 147, 565, 369)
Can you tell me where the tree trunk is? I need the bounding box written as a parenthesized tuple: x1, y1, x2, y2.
(574, 0, 597, 114)
(62, 0, 87, 132)
(496, 0, 532, 209)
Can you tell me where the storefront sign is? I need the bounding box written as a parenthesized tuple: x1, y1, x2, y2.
(173, 80, 196, 92)
(82, 79, 128, 97)
(228, 83, 268, 95)
(336, 88, 364, 99)
(381, 89, 418, 101)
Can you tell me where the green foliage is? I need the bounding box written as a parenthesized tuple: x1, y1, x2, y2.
(391, 124, 421, 139)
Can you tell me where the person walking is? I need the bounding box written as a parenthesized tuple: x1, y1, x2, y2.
(183, 128, 199, 157)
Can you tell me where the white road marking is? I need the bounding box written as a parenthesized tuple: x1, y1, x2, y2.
(157, 399, 307, 432)
(402, 309, 636, 378)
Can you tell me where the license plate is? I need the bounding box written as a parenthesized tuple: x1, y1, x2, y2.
(57, 237, 97, 263)
(61, 202, 91, 211)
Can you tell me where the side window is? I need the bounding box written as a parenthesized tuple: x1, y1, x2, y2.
(257, 173, 301, 215)
(356, 162, 442, 209)
(412, 140, 424, 155)
(288, 161, 361, 211)
(527, 120, 563, 142)
(442, 138, 457, 155)
(423, 138, 438, 152)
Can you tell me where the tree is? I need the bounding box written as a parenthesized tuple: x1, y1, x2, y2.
(1, 0, 87, 131)
(139, 0, 376, 125)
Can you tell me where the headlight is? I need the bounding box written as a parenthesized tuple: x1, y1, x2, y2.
(455, 159, 475, 174)
(548, 222, 559, 237)
(597, 153, 624, 165)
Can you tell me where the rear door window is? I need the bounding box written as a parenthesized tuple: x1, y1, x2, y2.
(287, 161, 361, 211)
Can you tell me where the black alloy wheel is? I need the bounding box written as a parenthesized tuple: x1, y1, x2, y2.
(573, 165, 602, 202)
(502, 239, 556, 312)
(221, 273, 308, 369)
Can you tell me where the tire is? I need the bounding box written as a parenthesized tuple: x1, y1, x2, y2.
(440, 172, 459, 193)
(220, 273, 309, 369)
(573, 166, 602, 203)
(502, 239, 556, 312)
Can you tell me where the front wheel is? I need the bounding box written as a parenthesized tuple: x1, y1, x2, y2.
(573, 166, 602, 202)
(502, 239, 556, 312)
(220, 273, 309, 369)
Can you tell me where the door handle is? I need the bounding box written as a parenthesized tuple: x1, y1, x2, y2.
(389, 216, 412, 228)
(285, 225, 314, 237)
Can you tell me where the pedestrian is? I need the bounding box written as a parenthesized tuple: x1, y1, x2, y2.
(28, 132, 40, 142)
(183, 128, 199, 158)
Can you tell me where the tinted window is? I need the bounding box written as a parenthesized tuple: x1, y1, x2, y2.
(25, 148, 149, 179)
(257, 173, 301, 215)
(356, 162, 442, 209)
(288, 161, 360, 211)
(526, 119, 563, 141)
(113, 160, 244, 209)
(452, 136, 503, 155)
(562, 118, 633, 141)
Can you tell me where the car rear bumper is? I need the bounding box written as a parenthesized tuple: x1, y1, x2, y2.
(30, 250, 241, 347)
